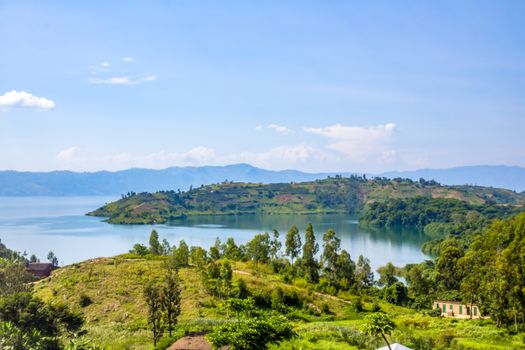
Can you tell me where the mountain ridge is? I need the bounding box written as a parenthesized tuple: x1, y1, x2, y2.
(0, 164, 524, 196)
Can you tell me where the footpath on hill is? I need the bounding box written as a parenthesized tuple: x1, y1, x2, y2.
(232, 269, 353, 305)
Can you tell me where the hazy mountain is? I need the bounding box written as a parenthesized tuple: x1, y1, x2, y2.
(0, 164, 523, 196)
(0, 164, 351, 196)
(380, 165, 525, 192)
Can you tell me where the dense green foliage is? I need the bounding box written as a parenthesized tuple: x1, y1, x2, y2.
(207, 315, 296, 350)
(361, 196, 521, 229)
(0, 292, 84, 350)
(88, 176, 525, 224)
(0, 242, 96, 350)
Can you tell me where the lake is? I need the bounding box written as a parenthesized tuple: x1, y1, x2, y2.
(0, 196, 431, 270)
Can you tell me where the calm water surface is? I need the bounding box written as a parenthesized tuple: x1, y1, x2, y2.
(0, 196, 431, 269)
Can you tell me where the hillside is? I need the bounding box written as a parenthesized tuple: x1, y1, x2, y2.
(88, 176, 525, 224)
(1, 164, 524, 196)
(33, 256, 525, 350)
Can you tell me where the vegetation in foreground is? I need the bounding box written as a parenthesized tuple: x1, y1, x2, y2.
(9, 212, 517, 349)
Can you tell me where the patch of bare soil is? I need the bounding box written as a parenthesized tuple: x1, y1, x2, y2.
(167, 332, 212, 350)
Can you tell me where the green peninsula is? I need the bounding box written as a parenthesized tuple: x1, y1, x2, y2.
(87, 176, 525, 225)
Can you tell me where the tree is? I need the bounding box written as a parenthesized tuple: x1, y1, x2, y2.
(285, 225, 301, 266)
(269, 229, 282, 260)
(29, 255, 38, 263)
(149, 230, 162, 256)
(335, 249, 355, 290)
(144, 282, 164, 346)
(130, 243, 149, 256)
(47, 251, 59, 266)
(209, 238, 222, 260)
(246, 233, 270, 265)
(190, 246, 208, 269)
(384, 281, 409, 305)
(355, 255, 374, 292)
(436, 241, 464, 291)
(161, 239, 171, 256)
(301, 224, 319, 283)
(321, 229, 340, 286)
(405, 261, 435, 299)
(0, 264, 34, 296)
(225, 237, 242, 260)
(173, 240, 189, 267)
(377, 262, 397, 288)
(222, 298, 255, 324)
(458, 213, 525, 327)
(360, 312, 396, 350)
(219, 260, 233, 298)
(161, 270, 181, 337)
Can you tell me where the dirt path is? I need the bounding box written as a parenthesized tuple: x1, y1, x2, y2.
(167, 332, 212, 350)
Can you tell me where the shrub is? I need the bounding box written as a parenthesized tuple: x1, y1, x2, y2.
(321, 303, 330, 314)
(371, 302, 381, 312)
(207, 316, 296, 350)
(351, 297, 363, 312)
(79, 294, 92, 307)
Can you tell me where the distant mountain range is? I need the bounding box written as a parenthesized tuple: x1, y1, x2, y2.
(0, 164, 523, 196)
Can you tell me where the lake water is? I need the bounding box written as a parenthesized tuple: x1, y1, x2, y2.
(0, 196, 431, 270)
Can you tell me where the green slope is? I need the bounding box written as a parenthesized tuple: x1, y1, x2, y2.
(88, 176, 525, 224)
(33, 257, 525, 350)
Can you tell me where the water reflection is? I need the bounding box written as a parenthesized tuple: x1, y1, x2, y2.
(0, 197, 431, 270)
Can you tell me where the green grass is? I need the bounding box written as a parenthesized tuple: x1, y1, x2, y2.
(34, 257, 525, 350)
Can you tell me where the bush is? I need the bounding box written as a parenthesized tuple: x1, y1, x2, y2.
(207, 316, 296, 350)
(371, 302, 381, 312)
(321, 303, 330, 314)
(79, 294, 92, 307)
(351, 297, 363, 312)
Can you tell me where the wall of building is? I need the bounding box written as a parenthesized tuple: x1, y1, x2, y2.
(434, 301, 482, 319)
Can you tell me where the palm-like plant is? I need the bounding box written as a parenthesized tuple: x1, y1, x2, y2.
(360, 312, 396, 350)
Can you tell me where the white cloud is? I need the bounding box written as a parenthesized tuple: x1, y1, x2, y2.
(100, 61, 110, 68)
(304, 123, 397, 162)
(89, 74, 157, 85)
(0, 90, 55, 110)
(94, 146, 217, 169)
(123, 57, 134, 62)
(56, 146, 78, 161)
(145, 147, 216, 164)
(225, 144, 336, 170)
(267, 123, 292, 135)
(255, 124, 263, 131)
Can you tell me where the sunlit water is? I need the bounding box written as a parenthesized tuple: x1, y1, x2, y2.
(0, 196, 431, 269)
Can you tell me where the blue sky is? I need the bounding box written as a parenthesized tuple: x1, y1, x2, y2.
(0, 1, 524, 173)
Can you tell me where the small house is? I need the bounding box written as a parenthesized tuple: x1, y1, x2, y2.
(26, 263, 57, 278)
(434, 300, 483, 319)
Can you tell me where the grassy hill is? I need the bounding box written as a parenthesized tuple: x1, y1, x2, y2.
(88, 176, 525, 224)
(33, 256, 525, 350)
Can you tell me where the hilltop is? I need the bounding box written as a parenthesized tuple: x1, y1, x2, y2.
(88, 176, 525, 224)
